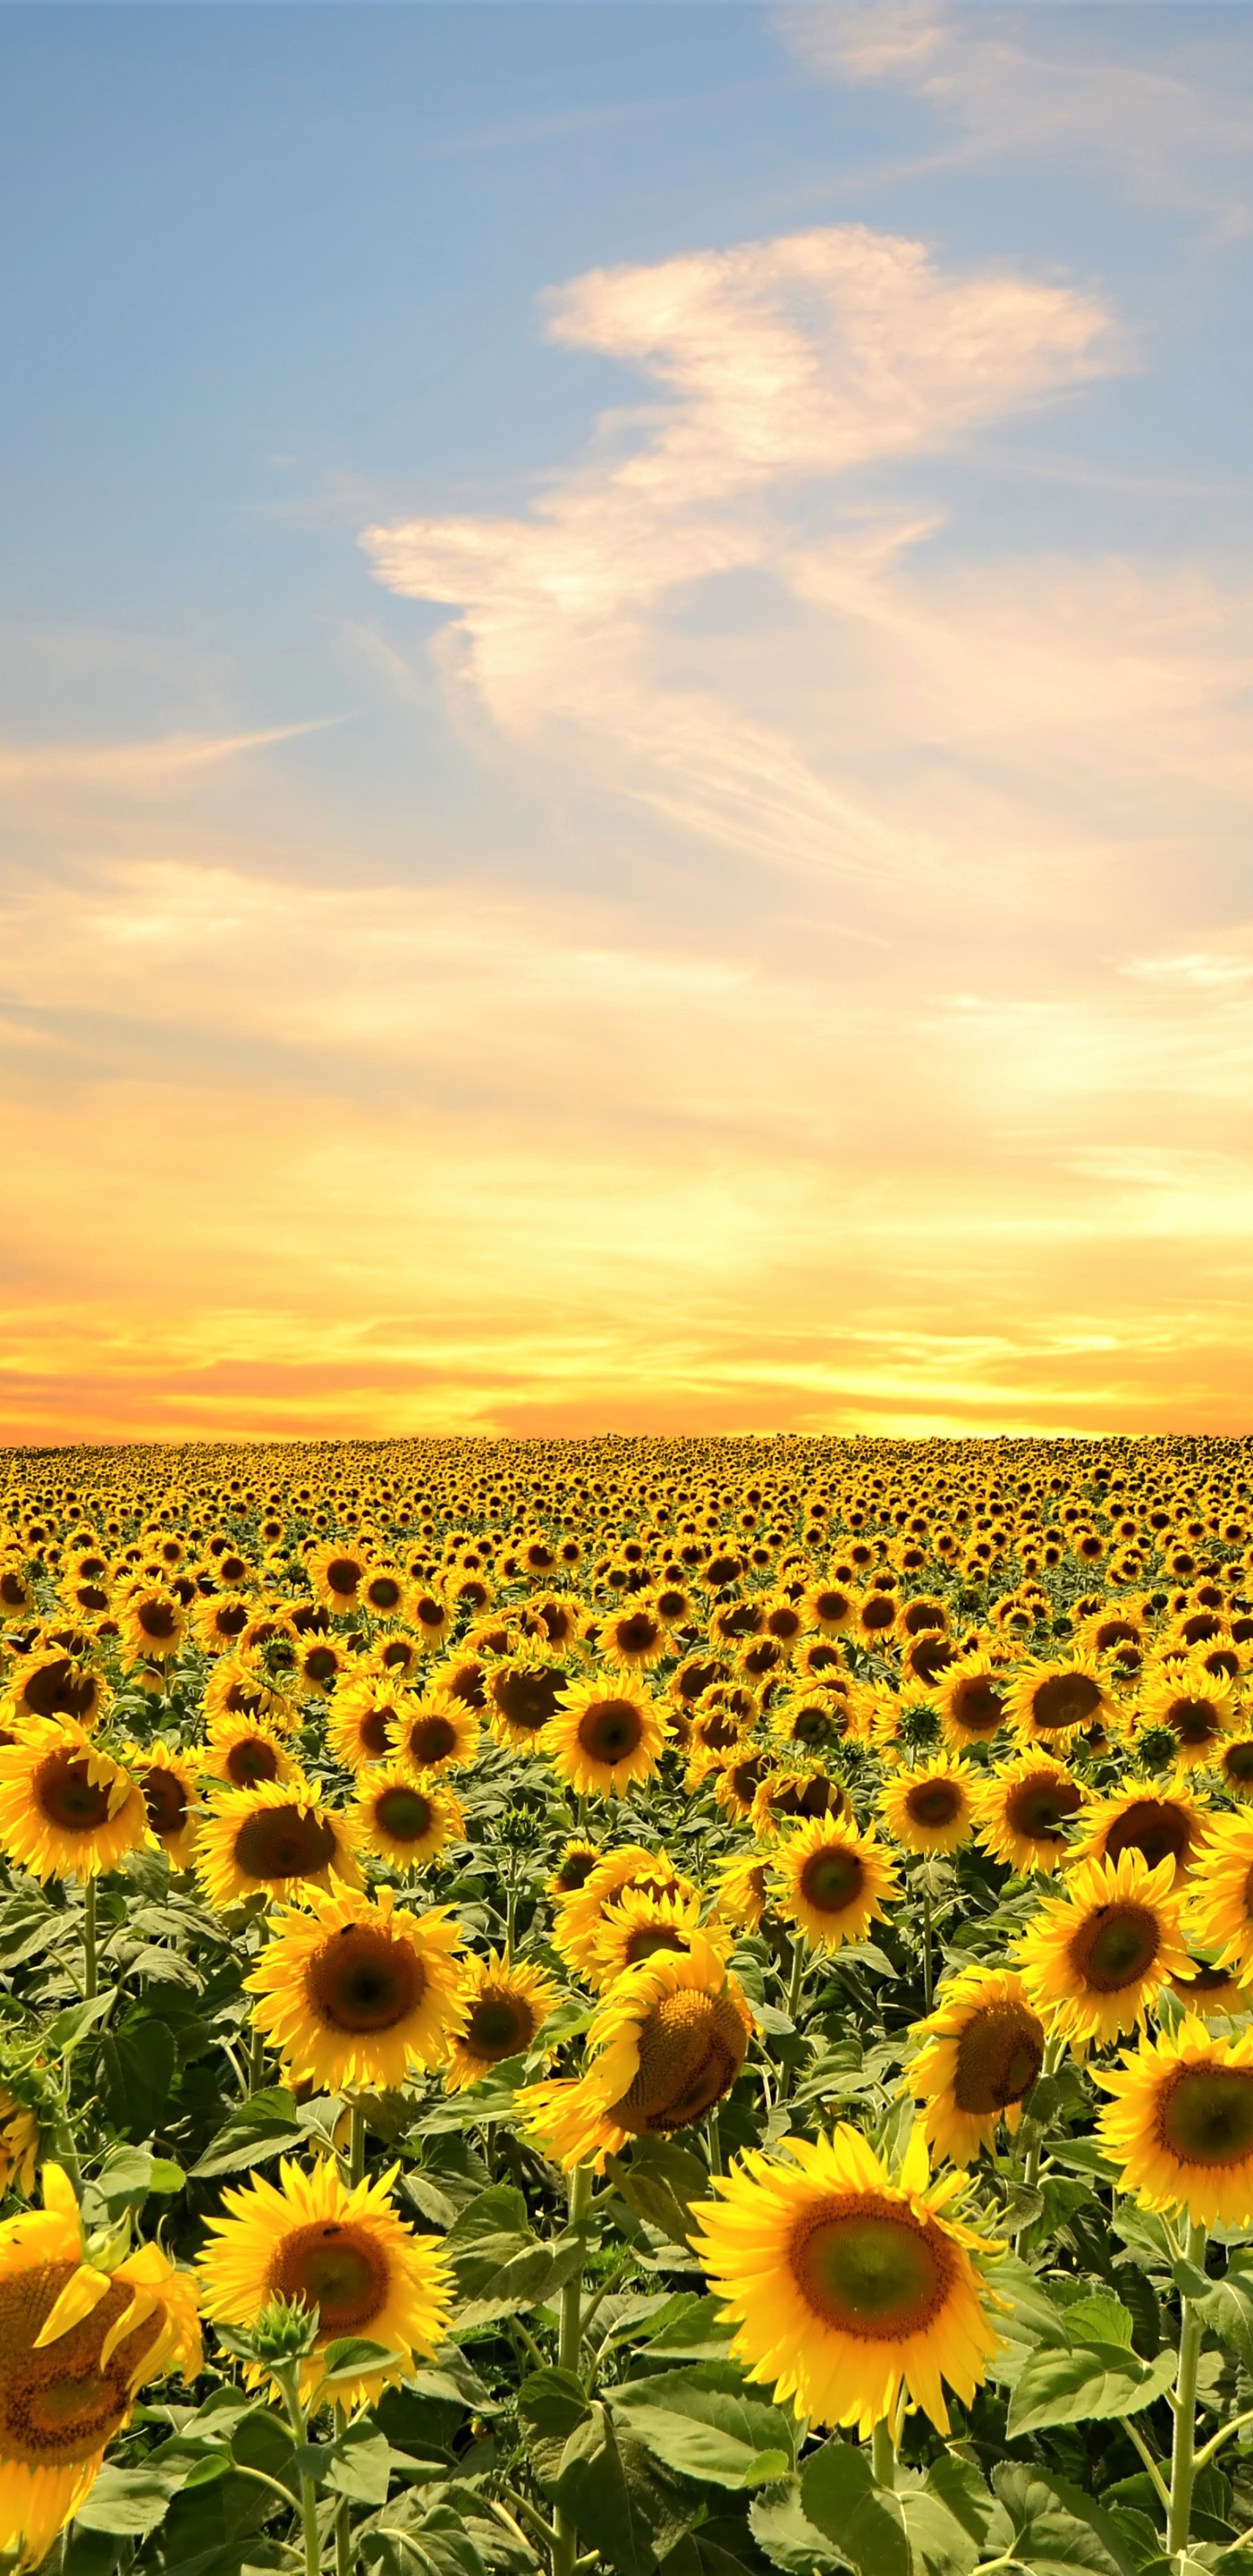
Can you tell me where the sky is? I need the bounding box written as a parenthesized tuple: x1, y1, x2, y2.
(2, 1, 1252, 1445)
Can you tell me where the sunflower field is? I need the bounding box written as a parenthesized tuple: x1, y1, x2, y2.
(5, 1439, 1253, 2576)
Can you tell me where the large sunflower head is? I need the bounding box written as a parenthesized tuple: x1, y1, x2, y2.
(552, 1844, 694, 1976)
(198, 2156, 451, 2412)
(771, 1815, 901, 1954)
(1137, 1661, 1239, 1771)
(1067, 1775, 1209, 1881)
(1005, 1652, 1113, 1753)
(879, 1754, 977, 1857)
(589, 1888, 724, 1993)
(909, 1968, 1046, 2167)
(326, 1674, 411, 1773)
(687, 2122, 1003, 2438)
(547, 1675, 666, 1800)
(195, 1777, 365, 1911)
(1097, 2018, 1253, 2226)
(1018, 1846, 1191, 2046)
(519, 1935, 752, 2171)
(204, 1708, 295, 1794)
(308, 1542, 368, 1615)
(124, 1737, 202, 1868)
(245, 1881, 466, 2091)
(482, 1654, 567, 1755)
(352, 1764, 465, 1872)
(972, 1754, 1083, 1875)
(3, 1646, 107, 1732)
(445, 1952, 559, 2094)
(0, 1719, 148, 1883)
(388, 1692, 480, 1775)
(1183, 1811, 1253, 1977)
(0, 2164, 201, 2569)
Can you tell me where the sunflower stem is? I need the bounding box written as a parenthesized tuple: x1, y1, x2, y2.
(707, 2110, 723, 2177)
(1167, 2217, 1208, 2562)
(920, 1886, 933, 2014)
(871, 2415, 896, 2491)
(276, 2365, 321, 2576)
(553, 2164, 594, 2576)
(248, 2017, 267, 2096)
(83, 1875, 97, 2002)
(349, 2101, 366, 2190)
(334, 2402, 351, 2576)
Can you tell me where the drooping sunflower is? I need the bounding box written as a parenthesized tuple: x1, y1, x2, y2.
(1005, 1653, 1113, 1754)
(0, 2095, 39, 2200)
(590, 1888, 726, 1993)
(712, 1850, 773, 1935)
(879, 1754, 977, 1857)
(198, 2157, 450, 2412)
(1169, 1962, 1250, 2020)
(245, 1881, 466, 2090)
(326, 1675, 411, 1773)
(485, 1654, 567, 1755)
(0, 2163, 201, 2569)
(909, 1968, 1046, 2167)
(2, 1647, 106, 1731)
(972, 1755, 1083, 1876)
(0, 1720, 148, 1883)
(124, 1738, 202, 1869)
(195, 1777, 364, 1911)
(1097, 2019, 1253, 2225)
(1184, 1813, 1253, 1977)
(750, 1768, 849, 1840)
(546, 1675, 667, 1799)
(545, 1840, 601, 1900)
(444, 1952, 559, 2093)
(687, 2123, 1003, 2438)
(192, 1592, 252, 1657)
(552, 1845, 694, 1978)
(710, 1746, 772, 1821)
(388, 1693, 480, 1775)
(1136, 1662, 1239, 1770)
(204, 1709, 295, 1794)
(352, 1765, 465, 1872)
(519, 1935, 752, 2171)
(935, 1654, 1010, 1756)
(1067, 1775, 1209, 1880)
(204, 1651, 296, 1737)
(771, 1815, 901, 1954)
(1018, 1847, 1191, 2047)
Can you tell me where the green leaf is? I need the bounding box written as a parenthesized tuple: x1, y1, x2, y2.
(749, 2484, 841, 2576)
(988, 2252, 1071, 2347)
(75, 2461, 189, 2535)
(1203, 2271, 1253, 2372)
(46, 1989, 117, 2053)
(993, 2465, 1138, 2576)
(641, 2296, 736, 2362)
(607, 2137, 711, 2248)
(555, 2401, 681, 2576)
(319, 2336, 400, 2389)
(659, 2514, 774, 2576)
(1008, 2338, 1177, 2436)
(801, 2440, 909, 2576)
(190, 2087, 308, 2177)
(99, 2016, 177, 2141)
(615, 2369, 794, 2492)
(326, 2424, 395, 2506)
(1065, 2297, 1134, 2351)
(921, 2457, 1012, 2560)
(519, 2366, 593, 2493)
(95, 2145, 184, 2208)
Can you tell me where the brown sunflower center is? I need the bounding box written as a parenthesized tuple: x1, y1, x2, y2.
(905, 1780, 964, 1829)
(622, 1925, 689, 1966)
(771, 1776, 841, 1821)
(948, 1676, 1006, 1736)
(233, 1803, 339, 1882)
(366, 1577, 403, 1612)
(374, 1786, 433, 1845)
(357, 1706, 395, 1757)
(405, 1714, 458, 1766)
(1029, 1674, 1102, 1734)
(615, 1615, 660, 1655)
(225, 1735, 281, 1788)
(1004, 1773, 1083, 1842)
(577, 1700, 644, 1766)
(788, 2195, 952, 2339)
(493, 1670, 563, 1733)
(555, 1849, 598, 1893)
(143, 1768, 188, 1837)
(309, 1926, 424, 2031)
(790, 1707, 836, 1747)
(0, 2263, 163, 2467)
(799, 1844, 863, 1915)
(271, 2220, 388, 2332)
(216, 1603, 249, 1639)
(953, 2002, 1045, 2115)
(860, 1598, 897, 1633)
(1103, 1800, 1191, 1870)
(1164, 1699, 1223, 1748)
(908, 1639, 957, 1687)
(326, 1560, 362, 1597)
(35, 1751, 114, 1835)
(23, 1658, 99, 1723)
(613, 1987, 748, 2135)
(1226, 1741, 1253, 1782)
(137, 1601, 177, 1641)
(1069, 1900, 1160, 1994)
(1158, 2063, 1253, 2167)
(466, 1991, 538, 2061)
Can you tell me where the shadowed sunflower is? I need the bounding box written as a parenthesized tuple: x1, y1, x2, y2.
(445, 1953, 558, 2092)
(973, 1755, 1083, 1875)
(1214, 1735, 1253, 1801)
(936, 1654, 1010, 1756)
(485, 1654, 567, 1755)
(204, 1652, 296, 1737)
(1169, 1962, 1250, 2020)
(124, 1739, 201, 1868)
(1067, 1776, 1209, 1881)
(519, 1935, 752, 2171)
(710, 1747, 772, 1821)
(590, 1888, 727, 1993)
(0, 1720, 148, 1883)
(879, 1754, 977, 1857)
(0, 2095, 39, 2199)
(909, 1969, 1046, 2167)
(1137, 1662, 1238, 1771)
(1018, 1847, 1190, 2047)
(2, 1647, 106, 1731)
(0, 2163, 200, 2569)
(768, 1689, 861, 1757)
(198, 2157, 450, 2412)
(1097, 2019, 1253, 2225)
(771, 1815, 900, 1954)
(352, 1765, 465, 1871)
(204, 1709, 294, 1793)
(545, 1841, 601, 1901)
(750, 1768, 849, 1840)
(600, 1603, 668, 1671)
(245, 1882, 466, 2090)
(1184, 1813, 1253, 1978)
(713, 1851, 773, 1935)
(192, 1592, 252, 1656)
(388, 1693, 479, 1775)
(687, 2123, 1003, 2438)
(195, 1777, 364, 1910)
(553, 1845, 694, 1977)
(327, 1675, 411, 1772)
(1005, 1653, 1113, 1754)
(547, 1676, 666, 1799)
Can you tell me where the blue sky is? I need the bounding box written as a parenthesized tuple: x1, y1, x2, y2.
(2, 5, 1252, 1438)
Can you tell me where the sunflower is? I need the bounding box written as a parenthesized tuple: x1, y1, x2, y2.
(0, 2163, 201, 2569)
(545, 1840, 601, 1900)
(245, 1882, 466, 2090)
(124, 1738, 202, 1868)
(687, 2123, 1003, 2438)
(600, 1604, 668, 1671)
(547, 1675, 666, 1799)
(711, 1747, 772, 1821)
(768, 1690, 860, 1757)
(936, 1653, 1010, 1756)
(1137, 1662, 1238, 1770)
(0, 1720, 148, 1883)
(1005, 1653, 1113, 1753)
(485, 1654, 567, 1754)
(750, 1768, 849, 1840)
(359, 1563, 409, 1622)
(879, 1754, 977, 1857)
(445, 1953, 559, 2093)
(408, 1587, 452, 1654)
(1214, 1734, 1253, 1799)
(0, 2096, 39, 2200)
(771, 1815, 900, 1954)
(1184, 1813, 1253, 1977)
(1169, 1962, 1250, 2020)
(909, 1969, 1046, 2167)
(2, 1647, 106, 1731)
(553, 1844, 695, 1978)
(804, 1581, 854, 1637)
(388, 1693, 480, 1775)
(204, 1709, 294, 1794)
(1097, 2019, 1253, 2225)
(1018, 1848, 1190, 2047)
(204, 1652, 295, 1736)
(590, 1888, 724, 1993)
(198, 2157, 450, 2412)
(519, 1935, 752, 2172)
(192, 1592, 252, 1656)
(309, 1543, 367, 1615)
(117, 1583, 186, 1667)
(352, 1766, 465, 1872)
(713, 1851, 772, 1935)
(195, 1778, 364, 1911)
(972, 1754, 1083, 1875)
(1067, 1776, 1209, 1880)
(327, 1675, 410, 1772)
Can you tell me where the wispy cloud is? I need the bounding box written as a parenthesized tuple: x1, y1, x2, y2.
(0, 720, 338, 789)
